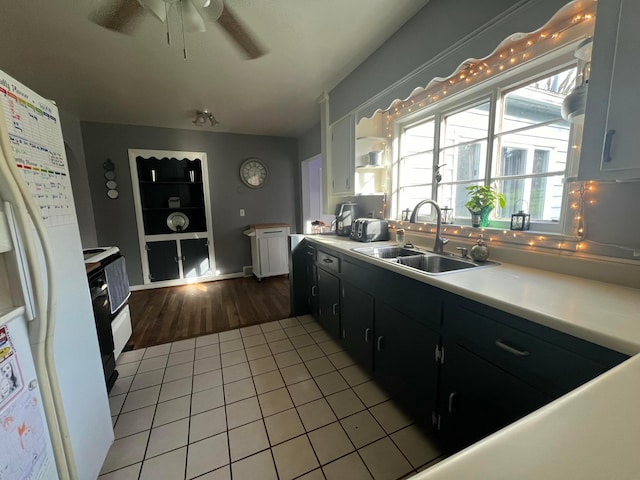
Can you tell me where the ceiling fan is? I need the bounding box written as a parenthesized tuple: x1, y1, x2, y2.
(90, 0, 265, 59)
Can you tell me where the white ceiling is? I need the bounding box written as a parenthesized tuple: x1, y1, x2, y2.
(0, 0, 429, 137)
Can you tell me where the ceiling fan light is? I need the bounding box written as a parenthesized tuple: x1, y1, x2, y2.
(181, 0, 207, 33)
(137, 0, 167, 22)
(193, 110, 218, 127)
(202, 0, 224, 22)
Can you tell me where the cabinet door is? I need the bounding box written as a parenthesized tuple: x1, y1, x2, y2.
(580, 0, 640, 180)
(374, 300, 440, 426)
(147, 241, 179, 282)
(258, 234, 288, 276)
(317, 268, 340, 339)
(439, 340, 550, 451)
(330, 114, 355, 195)
(340, 281, 374, 372)
(307, 249, 319, 319)
(181, 238, 210, 278)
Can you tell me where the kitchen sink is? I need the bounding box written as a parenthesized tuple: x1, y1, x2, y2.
(351, 246, 425, 259)
(352, 245, 497, 274)
(395, 254, 478, 273)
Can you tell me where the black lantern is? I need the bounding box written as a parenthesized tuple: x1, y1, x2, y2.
(510, 210, 530, 231)
(401, 208, 411, 221)
(441, 206, 453, 224)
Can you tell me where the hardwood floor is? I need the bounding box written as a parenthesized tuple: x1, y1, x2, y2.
(126, 275, 291, 349)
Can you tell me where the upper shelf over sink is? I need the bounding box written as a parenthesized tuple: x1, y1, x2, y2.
(351, 245, 498, 275)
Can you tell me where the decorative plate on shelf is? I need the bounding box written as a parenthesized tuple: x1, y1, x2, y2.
(167, 212, 189, 232)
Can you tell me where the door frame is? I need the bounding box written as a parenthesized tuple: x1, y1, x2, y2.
(301, 154, 333, 233)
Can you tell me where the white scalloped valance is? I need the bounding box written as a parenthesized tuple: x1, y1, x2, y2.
(355, 0, 596, 123)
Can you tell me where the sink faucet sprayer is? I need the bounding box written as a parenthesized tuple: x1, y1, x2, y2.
(408, 200, 449, 254)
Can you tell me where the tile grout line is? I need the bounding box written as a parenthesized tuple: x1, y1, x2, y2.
(106, 318, 432, 480)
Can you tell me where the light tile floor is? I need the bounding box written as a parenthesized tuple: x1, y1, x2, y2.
(101, 315, 444, 480)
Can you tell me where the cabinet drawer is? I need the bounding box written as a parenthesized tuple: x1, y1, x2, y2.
(317, 250, 340, 273)
(446, 303, 617, 397)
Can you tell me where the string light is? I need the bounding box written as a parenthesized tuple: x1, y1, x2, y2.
(379, 4, 599, 256)
(377, 3, 594, 121)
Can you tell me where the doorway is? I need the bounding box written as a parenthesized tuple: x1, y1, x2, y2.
(301, 155, 333, 233)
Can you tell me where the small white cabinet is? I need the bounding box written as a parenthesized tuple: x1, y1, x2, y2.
(330, 114, 355, 196)
(246, 224, 290, 281)
(579, 0, 640, 180)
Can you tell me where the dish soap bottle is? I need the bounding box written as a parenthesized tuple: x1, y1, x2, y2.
(470, 234, 489, 262)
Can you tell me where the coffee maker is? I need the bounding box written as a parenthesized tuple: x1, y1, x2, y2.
(335, 202, 358, 236)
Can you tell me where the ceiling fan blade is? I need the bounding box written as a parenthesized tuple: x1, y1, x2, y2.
(216, 3, 266, 59)
(181, 0, 207, 33)
(89, 0, 146, 33)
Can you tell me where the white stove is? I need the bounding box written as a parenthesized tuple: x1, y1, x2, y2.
(83, 246, 120, 264)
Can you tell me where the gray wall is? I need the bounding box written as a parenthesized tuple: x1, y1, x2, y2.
(81, 122, 298, 285)
(60, 110, 98, 247)
(329, 0, 549, 122)
(298, 122, 321, 162)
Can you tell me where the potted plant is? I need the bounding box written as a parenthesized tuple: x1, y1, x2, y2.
(465, 185, 506, 227)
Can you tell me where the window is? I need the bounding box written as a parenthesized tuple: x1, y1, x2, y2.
(394, 64, 577, 231)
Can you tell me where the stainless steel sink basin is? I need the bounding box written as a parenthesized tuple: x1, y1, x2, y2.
(351, 246, 424, 259)
(395, 254, 478, 273)
(351, 245, 497, 274)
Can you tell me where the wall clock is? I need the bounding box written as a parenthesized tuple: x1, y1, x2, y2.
(240, 158, 268, 188)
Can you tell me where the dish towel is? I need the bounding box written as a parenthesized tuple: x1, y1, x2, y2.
(104, 256, 131, 314)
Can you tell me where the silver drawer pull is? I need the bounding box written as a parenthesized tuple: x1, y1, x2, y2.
(332, 303, 338, 315)
(323, 258, 334, 263)
(603, 129, 616, 163)
(311, 285, 317, 297)
(448, 392, 457, 413)
(495, 339, 530, 357)
(364, 328, 371, 343)
(264, 230, 284, 234)
(377, 336, 384, 351)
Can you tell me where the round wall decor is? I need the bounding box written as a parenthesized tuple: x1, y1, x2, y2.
(239, 158, 268, 188)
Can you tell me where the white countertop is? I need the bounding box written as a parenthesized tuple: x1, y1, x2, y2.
(304, 235, 640, 479)
(306, 235, 640, 355)
(414, 353, 640, 479)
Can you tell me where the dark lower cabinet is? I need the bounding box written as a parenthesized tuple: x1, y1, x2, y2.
(147, 238, 209, 282)
(340, 281, 374, 372)
(317, 268, 340, 339)
(181, 238, 210, 278)
(438, 340, 551, 451)
(307, 247, 319, 319)
(291, 241, 628, 454)
(147, 240, 179, 282)
(374, 300, 440, 427)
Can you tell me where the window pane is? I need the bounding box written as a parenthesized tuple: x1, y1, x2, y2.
(493, 123, 570, 178)
(501, 67, 577, 133)
(400, 152, 433, 186)
(441, 101, 490, 147)
(436, 181, 481, 220)
(399, 185, 432, 218)
(439, 141, 487, 183)
(495, 175, 564, 221)
(402, 119, 435, 155)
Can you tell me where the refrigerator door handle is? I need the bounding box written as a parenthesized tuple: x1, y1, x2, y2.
(3, 201, 36, 320)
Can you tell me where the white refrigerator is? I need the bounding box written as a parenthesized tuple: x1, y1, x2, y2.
(0, 70, 113, 478)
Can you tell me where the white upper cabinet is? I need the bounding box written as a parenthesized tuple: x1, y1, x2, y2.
(330, 113, 355, 196)
(579, 0, 640, 180)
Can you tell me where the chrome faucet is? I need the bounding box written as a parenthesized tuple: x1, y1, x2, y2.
(408, 200, 449, 254)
